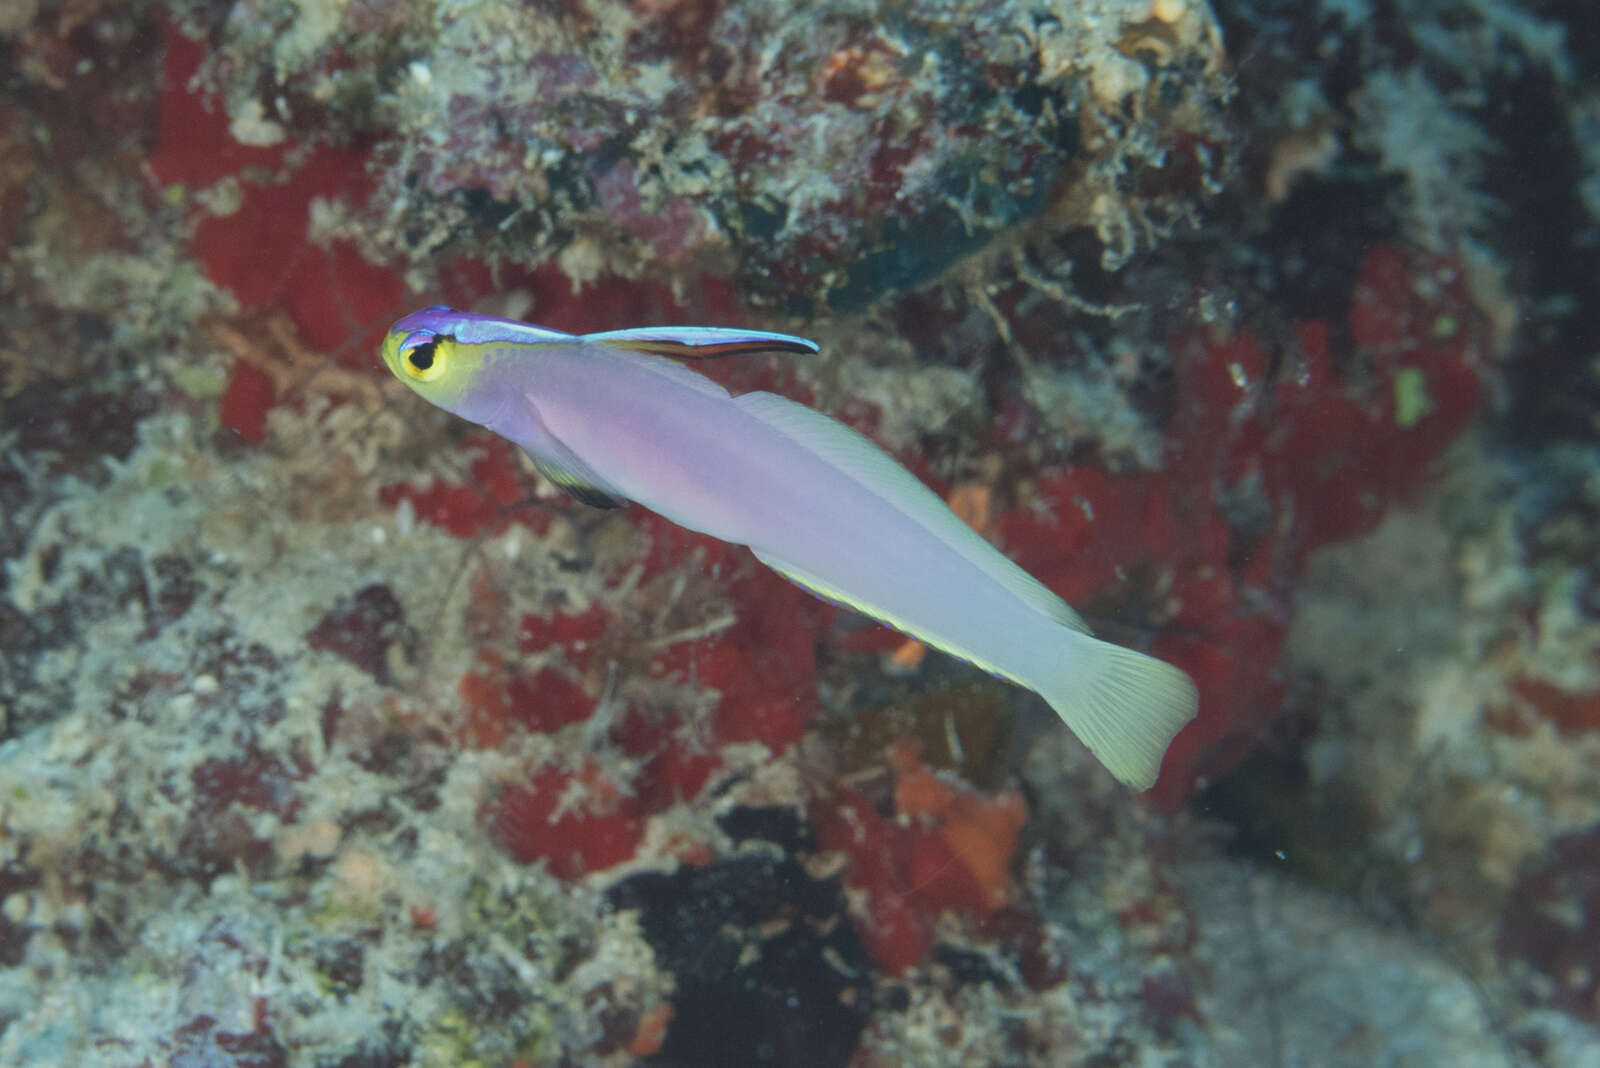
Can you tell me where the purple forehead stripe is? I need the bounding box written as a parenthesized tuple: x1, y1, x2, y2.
(389, 307, 577, 346)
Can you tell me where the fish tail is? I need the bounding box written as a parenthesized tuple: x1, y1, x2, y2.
(1043, 637, 1198, 790)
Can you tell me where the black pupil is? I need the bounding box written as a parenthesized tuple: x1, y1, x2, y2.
(408, 341, 437, 371)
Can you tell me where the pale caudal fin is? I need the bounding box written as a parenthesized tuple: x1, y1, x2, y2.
(1046, 638, 1198, 790)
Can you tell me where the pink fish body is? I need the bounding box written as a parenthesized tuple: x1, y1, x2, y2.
(382, 307, 1196, 788)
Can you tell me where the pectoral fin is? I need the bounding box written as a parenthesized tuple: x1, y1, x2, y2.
(519, 427, 626, 509)
(531, 455, 623, 508)
(583, 326, 819, 359)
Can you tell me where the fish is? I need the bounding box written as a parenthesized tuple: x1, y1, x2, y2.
(380, 306, 1197, 788)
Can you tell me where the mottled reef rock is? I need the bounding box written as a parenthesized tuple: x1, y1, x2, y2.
(1, 0, 1598, 1064)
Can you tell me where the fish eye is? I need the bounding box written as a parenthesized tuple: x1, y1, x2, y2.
(400, 333, 451, 381)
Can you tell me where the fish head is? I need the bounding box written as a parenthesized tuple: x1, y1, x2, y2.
(381, 305, 501, 418)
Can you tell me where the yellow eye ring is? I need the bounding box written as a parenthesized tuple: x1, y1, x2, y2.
(402, 337, 448, 382)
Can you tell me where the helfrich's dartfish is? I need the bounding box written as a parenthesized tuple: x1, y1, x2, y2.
(381, 307, 1197, 788)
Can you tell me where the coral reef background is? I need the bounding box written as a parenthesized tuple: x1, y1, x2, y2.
(1, 0, 1597, 1064)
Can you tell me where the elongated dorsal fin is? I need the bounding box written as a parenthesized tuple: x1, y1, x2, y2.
(583, 326, 819, 359)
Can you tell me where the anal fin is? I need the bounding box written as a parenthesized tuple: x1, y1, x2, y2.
(751, 547, 854, 609)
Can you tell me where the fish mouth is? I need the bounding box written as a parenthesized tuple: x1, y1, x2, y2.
(379, 334, 407, 379)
